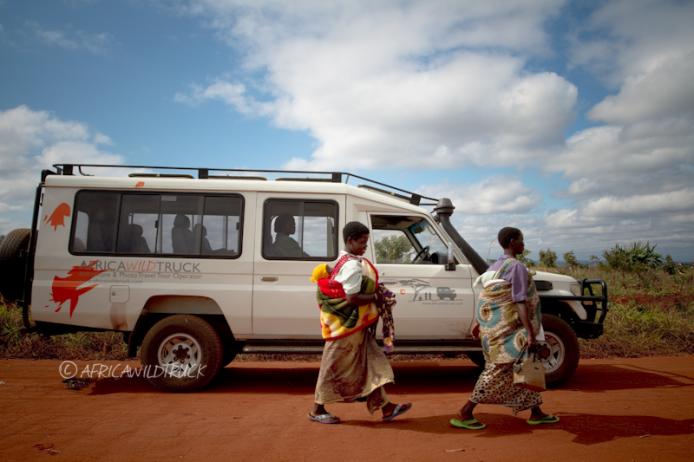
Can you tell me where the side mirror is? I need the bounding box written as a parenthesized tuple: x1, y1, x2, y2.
(445, 243, 456, 271)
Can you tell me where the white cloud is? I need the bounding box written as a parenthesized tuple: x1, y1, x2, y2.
(26, 20, 112, 54)
(172, 0, 694, 258)
(177, 0, 574, 170)
(174, 80, 272, 115)
(420, 177, 540, 215)
(0, 106, 124, 233)
(539, 0, 694, 258)
(583, 189, 694, 219)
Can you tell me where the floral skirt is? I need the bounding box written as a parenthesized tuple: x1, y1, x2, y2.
(314, 327, 394, 413)
(470, 362, 542, 414)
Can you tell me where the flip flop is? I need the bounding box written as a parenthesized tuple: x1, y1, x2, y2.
(450, 417, 486, 430)
(308, 412, 340, 424)
(527, 415, 560, 425)
(382, 402, 412, 422)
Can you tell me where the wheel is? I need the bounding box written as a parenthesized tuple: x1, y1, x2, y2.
(0, 228, 31, 303)
(541, 314, 579, 387)
(140, 315, 223, 391)
(466, 351, 486, 368)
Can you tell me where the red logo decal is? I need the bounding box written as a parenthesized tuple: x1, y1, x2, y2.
(50, 261, 106, 318)
(135, 181, 145, 188)
(44, 202, 71, 230)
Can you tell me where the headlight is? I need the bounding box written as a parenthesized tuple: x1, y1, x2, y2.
(570, 282, 582, 296)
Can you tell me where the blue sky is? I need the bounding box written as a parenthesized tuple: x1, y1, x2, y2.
(1, 0, 693, 261)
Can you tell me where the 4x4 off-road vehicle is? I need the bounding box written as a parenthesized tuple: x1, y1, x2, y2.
(1, 164, 608, 391)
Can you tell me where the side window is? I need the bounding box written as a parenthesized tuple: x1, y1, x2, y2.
(372, 229, 416, 263)
(71, 191, 120, 253)
(117, 194, 159, 254)
(371, 215, 448, 265)
(72, 191, 243, 258)
(263, 199, 338, 260)
(159, 195, 204, 255)
(200, 196, 243, 256)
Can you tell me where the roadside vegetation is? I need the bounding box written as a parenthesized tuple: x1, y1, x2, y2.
(1, 241, 692, 360)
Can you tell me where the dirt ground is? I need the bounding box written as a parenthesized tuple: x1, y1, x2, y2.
(1, 355, 693, 462)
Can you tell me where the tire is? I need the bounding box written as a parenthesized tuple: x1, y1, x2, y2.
(222, 340, 240, 366)
(140, 315, 223, 392)
(541, 313, 580, 387)
(465, 351, 486, 368)
(0, 228, 31, 303)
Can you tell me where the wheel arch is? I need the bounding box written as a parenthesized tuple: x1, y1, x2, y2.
(127, 295, 235, 357)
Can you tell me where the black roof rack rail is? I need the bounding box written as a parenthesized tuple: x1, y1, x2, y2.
(129, 173, 194, 179)
(51, 163, 439, 205)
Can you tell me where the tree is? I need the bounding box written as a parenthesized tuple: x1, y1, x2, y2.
(662, 255, 681, 275)
(603, 241, 662, 272)
(375, 235, 412, 263)
(516, 249, 535, 267)
(538, 248, 557, 268)
(602, 242, 663, 288)
(563, 251, 579, 268)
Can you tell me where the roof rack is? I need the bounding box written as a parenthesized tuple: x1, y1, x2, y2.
(51, 163, 439, 206)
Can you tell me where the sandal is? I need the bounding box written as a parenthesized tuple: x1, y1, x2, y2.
(382, 402, 412, 421)
(527, 415, 560, 425)
(308, 412, 341, 424)
(450, 417, 486, 430)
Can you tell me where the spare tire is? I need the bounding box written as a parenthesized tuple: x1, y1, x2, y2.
(0, 228, 31, 303)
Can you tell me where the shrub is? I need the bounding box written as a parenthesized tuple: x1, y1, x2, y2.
(538, 248, 557, 268)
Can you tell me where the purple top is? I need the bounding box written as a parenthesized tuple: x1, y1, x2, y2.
(488, 256, 528, 303)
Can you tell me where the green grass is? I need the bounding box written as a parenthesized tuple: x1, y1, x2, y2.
(0, 302, 128, 360)
(1, 267, 692, 360)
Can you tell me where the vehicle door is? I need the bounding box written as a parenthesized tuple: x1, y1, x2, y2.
(368, 214, 475, 339)
(252, 194, 345, 337)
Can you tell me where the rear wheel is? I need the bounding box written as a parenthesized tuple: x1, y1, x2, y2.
(0, 228, 31, 302)
(541, 314, 580, 387)
(140, 315, 223, 391)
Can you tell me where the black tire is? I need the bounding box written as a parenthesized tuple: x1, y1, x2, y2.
(465, 351, 486, 368)
(542, 313, 580, 387)
(0, 228, 31, 303)
(140, 315, 223, 392)
(222, 340, 240, 366)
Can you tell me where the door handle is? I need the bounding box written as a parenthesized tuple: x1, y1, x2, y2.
(261, 276, 278, 282)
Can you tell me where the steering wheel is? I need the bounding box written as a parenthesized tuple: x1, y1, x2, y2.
(412, 245, 430, 263)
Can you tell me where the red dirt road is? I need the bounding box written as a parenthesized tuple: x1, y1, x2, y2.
(1, 356, 693, 461)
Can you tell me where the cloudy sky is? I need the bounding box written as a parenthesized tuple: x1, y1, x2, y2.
(1, 0, 693, 261)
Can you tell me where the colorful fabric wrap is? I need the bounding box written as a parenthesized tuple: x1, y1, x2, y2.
(477, 258, 541, 364)
(314, 255, 380, 341)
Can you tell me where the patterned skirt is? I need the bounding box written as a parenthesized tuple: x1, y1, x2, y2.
(470, 362, 542, 414)
(314, 327, 394, 413)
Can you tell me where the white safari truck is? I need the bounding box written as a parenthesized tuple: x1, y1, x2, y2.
(1, 164, 608, 391)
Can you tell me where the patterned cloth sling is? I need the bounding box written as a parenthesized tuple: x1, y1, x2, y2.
(477, 258, 541, 364)
(313, 255, 396, 349)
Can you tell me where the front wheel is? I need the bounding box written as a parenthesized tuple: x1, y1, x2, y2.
(140, 315, 223, 391)
(541, 314, 580, 387)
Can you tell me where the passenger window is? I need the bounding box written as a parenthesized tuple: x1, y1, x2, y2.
(71, 191, 243, 258)
(159, 195, 203, 255)
(200, 196, 243, 256)
(371, 215, 448, 265)
(117, 194, 159, 254)
(71, 191, 120, 253)
(263, 199, 338, 260)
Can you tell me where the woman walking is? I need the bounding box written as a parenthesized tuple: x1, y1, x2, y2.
(309, 221, 411, 424)
(451, 227, 559, 430)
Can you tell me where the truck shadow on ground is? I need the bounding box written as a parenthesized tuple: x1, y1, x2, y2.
(89, 360, 693, 395)
(341, 413, 694, 445)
